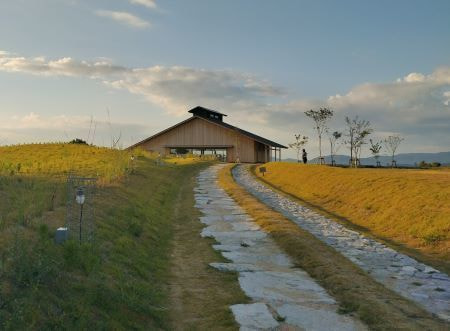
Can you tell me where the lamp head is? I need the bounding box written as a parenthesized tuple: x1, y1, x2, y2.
(76, 187, 85, 205)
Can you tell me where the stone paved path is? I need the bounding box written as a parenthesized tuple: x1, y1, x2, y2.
(232, 164, 450, 322)
(195, 164, 366, 330)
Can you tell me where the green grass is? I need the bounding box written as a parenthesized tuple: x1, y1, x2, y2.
(0, 144, 214, 329)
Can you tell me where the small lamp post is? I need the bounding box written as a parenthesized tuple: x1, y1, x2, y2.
(76, 187, 85, 243)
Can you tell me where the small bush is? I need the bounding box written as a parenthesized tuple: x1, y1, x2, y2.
(419, 160, 442, 168)
(69, 138, 88, 145)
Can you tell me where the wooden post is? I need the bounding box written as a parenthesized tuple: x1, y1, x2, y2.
(279, 148, 281, 162)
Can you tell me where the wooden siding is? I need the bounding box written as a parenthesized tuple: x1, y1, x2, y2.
(140, 117, 260, 162)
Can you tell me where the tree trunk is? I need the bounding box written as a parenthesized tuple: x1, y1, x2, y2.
(350, 135, 353, 168)
(319, 134, 322, 160)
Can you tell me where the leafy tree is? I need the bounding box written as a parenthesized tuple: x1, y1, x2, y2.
(383, 135, 404, 167)
(328, 131, 342, 166)
(288, 134, 309, 163)
(304, 107, 334, 164)
(420, 161, 442, 168)
(369, 139, 383, 167)
(69, 138, 88, 145)
(344, 116, 372, 167)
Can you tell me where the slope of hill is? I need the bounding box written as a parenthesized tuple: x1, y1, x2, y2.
(0, 144, 242, 329)
(298, 151, 450, 166)
(254, 162, 450, 272)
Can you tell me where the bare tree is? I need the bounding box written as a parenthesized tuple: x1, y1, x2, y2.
(328, 131, 342, 166)
(107, 108, 122, 149)
(288, 134, 309, 163)
(344, 116, 372, 167)
(383, 135, 404, 167)
(87, 114, 94, 144)
(369, 139, 382, 167)
(90, 122, 98, 146)
(304, 107, 334, 164)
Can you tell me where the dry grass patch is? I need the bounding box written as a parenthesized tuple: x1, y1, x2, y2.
(253, 162, 449, 272)
(218, 164, 447, 331)
(0, 143, 134, 184)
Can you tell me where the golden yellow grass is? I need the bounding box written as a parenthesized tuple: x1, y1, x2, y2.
(163, 155, 218, 165)
(0, 143, 134, 184)
(218, 164, 448, 330)
(164, 156, 203, 165)
(254, 162, 449, 269)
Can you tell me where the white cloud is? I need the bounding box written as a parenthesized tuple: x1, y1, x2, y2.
(107, 66, 284, 115)
(0, 51, 282, 116)
(95, 10, 150, 29)
(0, 52, 127, 77)
(0, 50, 449, 154)
(129, 0, 157, 9)
(326, 67, 450, 122)
(0, 112, 149, 147)
(443, 91, 450, 106)
(398, 72, 426, 83)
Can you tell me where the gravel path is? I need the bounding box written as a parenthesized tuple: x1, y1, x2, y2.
(195, 164, 366, 330)
(232, 164, 450, 322)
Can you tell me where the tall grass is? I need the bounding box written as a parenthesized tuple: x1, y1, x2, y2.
(0, 143, 134, 184)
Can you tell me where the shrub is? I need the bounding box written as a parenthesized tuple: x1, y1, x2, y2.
(69, 138, 88, 145)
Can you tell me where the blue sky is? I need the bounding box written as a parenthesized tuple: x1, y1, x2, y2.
(1, 0, 449, 157)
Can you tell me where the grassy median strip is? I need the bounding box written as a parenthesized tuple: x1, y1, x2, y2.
(168, 163, 249, 330)
(218, 164, 447, 331)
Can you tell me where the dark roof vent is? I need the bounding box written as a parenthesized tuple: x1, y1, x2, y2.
(188, 106, 226, 122)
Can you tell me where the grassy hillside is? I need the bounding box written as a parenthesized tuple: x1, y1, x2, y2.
(0, 144, 243, 329)
(218, 165, 446, 330)
(0, 143, 133, 183)
(254, 162, 449, 271)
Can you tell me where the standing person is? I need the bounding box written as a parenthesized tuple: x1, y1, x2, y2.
(302, 149, 308, 164)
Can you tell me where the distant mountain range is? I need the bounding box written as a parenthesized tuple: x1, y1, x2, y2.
(284, 152, 450, 166)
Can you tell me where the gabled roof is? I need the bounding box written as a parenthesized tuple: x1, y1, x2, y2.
(204, 117, 287, 148)
(127, 113, 287, 150)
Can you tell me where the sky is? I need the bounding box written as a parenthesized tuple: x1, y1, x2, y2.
(0, 0, 449, 158)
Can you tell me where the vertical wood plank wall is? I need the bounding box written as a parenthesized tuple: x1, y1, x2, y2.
(141, 117, 266, 163)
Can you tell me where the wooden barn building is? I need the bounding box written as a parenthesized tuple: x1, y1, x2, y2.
(128, 106, 287, 163)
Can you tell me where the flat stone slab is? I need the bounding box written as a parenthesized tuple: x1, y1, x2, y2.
(230, 303, 279, 330)
(239, 271, 335, 304)
(232, 164, 450, 322)
(195, 164, 366, 330)
(277, 304, 364, 331)
(210, 262, 264, 273)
